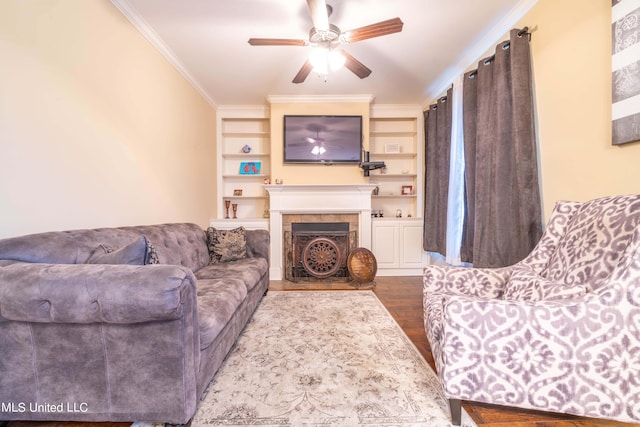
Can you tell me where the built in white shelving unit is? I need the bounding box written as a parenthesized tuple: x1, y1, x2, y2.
(216, 106, 270, 223)
(368, 106, 422, 219)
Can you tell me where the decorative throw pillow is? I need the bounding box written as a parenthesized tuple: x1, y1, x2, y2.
(87, 235, 159, 265)
(206, 226, 247, 264)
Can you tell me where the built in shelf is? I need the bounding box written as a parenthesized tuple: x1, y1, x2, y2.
(222, 153, 270, 159)
(373, 194, 417, 198)
(369, 173, 417, 178)
(221, 131, 270, 137)
(222, 174, 270, 179)
(369, 152, 417, 159)
(223, 195, 268, 200)
(372, 216, 423, 221)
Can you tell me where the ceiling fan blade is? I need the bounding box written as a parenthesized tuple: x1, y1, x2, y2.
(292, 60, 314, 84)
(342, 17, 404, 43)
(341, 50, 372, 79)
(306, 0, 329, 31)
(248, 38, 307, 46)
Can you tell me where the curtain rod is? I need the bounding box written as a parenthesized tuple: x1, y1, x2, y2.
(467, 26, 534, 78)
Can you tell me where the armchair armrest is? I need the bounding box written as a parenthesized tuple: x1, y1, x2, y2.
(423, 264, 511, 299)
(0, 262, 197, 324)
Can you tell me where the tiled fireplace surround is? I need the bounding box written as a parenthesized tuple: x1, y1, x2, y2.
(265, 184, 377, 281)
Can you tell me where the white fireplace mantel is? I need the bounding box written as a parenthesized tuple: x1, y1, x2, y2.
(265, 184, 377, 280)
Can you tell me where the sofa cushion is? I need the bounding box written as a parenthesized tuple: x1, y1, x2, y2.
(206, 227, 247, 264)
(86, 236, 159, 265)
(196, 278, 248, 350)
(195, 257, 268, 292)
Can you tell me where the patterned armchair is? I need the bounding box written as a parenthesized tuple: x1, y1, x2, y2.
(423, 194, 640, 425)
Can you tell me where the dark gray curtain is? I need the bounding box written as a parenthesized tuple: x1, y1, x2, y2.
(423, 88, 452, 254)
(461, 29, 542, 267)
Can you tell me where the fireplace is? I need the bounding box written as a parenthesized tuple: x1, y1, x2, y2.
(284, 221, 357, 282)
(265, 184, 377, 280)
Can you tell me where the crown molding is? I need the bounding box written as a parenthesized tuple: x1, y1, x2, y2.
(422, 0, 539, 107)
(370, 104, 422, 117)
(266, 94, 375, 104)
(216, 105, 270, 117)
(110, 0, 218, 109)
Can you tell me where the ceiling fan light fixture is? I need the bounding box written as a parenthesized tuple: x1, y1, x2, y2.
(328, 49, 346, 71)
(309, 47, 345, 75)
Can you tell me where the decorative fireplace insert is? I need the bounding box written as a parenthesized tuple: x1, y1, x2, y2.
(285, 222, 357, 282)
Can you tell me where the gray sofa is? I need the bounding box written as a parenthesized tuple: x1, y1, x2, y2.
(0, 223, 269, 424)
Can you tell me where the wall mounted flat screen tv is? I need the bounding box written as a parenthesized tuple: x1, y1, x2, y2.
(283, 115, 363, 164)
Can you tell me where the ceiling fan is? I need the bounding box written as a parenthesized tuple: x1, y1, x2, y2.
(248, 0, 403, 83)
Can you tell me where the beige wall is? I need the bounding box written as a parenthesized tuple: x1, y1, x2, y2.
(518, 0, 640, 217)
(0, 1, 217, 238)
(269, 100, 370, 185)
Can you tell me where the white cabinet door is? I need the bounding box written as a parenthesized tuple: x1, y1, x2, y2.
(372, 222, 399, 268)
(400, 222, 425, 267)
(372, 218, 427, 275)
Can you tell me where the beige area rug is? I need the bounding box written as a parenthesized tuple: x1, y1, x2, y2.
(136, 291, 475, 426)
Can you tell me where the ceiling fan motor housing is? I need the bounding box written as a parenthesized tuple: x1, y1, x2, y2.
(309, 24, 341, 45)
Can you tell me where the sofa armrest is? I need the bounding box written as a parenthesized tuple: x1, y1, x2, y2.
(423, 264, 511, 299)
(0, 262, 197, 324)
(245, 229, 269, 260)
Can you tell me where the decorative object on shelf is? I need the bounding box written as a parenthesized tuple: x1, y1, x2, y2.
(264, 178, 271, 185)
(232, 203, 238, 219)
(241, 144, 252, 153)
(378, 209, 384, 218)
(396, 209, 402, 218)
(233, 189, 243, 196)
(372, 186, 379, 195)
(275, 178, 283, 184)
(402, 185, 413, 195)
(347, 247, 378, 285)
(224, 200, 231, 219)
(239, 161, 261, 175)
(384, 143, 401, 153)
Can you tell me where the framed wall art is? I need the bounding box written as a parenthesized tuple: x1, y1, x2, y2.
(612, 0, 640, 145)
(239, 161, 261, 175)
(384, 143, 401, 153)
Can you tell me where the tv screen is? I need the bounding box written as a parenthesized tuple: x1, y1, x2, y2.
(283, 115, 363, 164)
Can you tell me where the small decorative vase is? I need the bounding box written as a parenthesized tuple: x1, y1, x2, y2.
(232, 203, 238, 219)
(242, 144, 251, 153)
(225, 200, 230, 219)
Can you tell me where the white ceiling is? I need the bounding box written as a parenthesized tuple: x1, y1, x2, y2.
(111, 0, 537, 108)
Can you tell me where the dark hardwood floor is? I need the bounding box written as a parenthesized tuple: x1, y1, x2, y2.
(5, 277, 638, 427)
